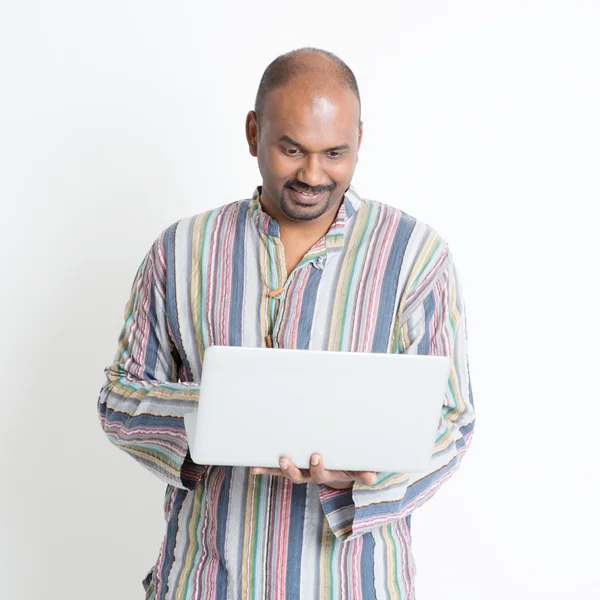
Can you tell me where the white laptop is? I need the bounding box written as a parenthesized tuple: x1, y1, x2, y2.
(183, 345, 450, 473)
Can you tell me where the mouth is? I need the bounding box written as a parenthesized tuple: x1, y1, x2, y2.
(287, 188, 329, 205)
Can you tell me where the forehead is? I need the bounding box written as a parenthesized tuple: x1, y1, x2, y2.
(262, 83, 360, 148)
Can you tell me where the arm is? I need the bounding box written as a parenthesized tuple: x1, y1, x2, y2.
(97, 227, 206, 490)
(319, 245, 476, 540)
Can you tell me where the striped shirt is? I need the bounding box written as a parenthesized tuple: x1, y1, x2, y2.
(98, 185, 475, 599)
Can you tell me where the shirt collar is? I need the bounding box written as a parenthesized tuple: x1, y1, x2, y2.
(249, 185, 361, 250)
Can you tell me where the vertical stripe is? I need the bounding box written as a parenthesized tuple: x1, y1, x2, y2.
(285, 483, 307, 598)
(164, 222, 193, 380)
(327, 201, 373, 351)
(232, 468, 251, 599)
(179, 477, 206, 598)
(343, 193, 357, 219)
(156, 488, 187, 597)
(175, 216, 204, 380)
(360, 533, 376, 599)
(417, 290, 436, 355)
(215, 467, 233, 596)
(229, 201, 249, 346)
(144, 275, 160, 377)
(296, 266, 322, 349)
(380, 523, 399, 598)
(191, 211, 213, 366)
(372, 214, 416, 353)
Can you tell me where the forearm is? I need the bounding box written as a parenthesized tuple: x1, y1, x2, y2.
(98, 365, 206, 489)
(98, 227, 206, 490)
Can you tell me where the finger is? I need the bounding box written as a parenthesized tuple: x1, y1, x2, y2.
(358, 471, 378, 485)
(308, 453, 327, 484)
(251, 467, 283, 477)
(279, 457, 311, 484)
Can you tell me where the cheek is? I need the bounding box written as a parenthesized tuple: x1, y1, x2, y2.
(261, 149, 289, 179)
(328, 160, 354, 182)
(270, 156, 290, 178)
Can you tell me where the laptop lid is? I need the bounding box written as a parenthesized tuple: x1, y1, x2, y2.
(183, 345, 450, 473)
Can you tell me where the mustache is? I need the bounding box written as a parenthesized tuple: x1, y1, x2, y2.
(285, 181, 335, 195)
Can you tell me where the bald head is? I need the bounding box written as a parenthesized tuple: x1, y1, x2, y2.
(254, 47, 361, 128)
(245, 48, 363, 228)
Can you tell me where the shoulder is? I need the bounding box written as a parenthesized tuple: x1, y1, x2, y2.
(137, 199, 250, 281)
(172, 198, 249, 241)
(350, 190, 451, 284)
(349, 189, 457, 323)
(153, 198, 250, 255)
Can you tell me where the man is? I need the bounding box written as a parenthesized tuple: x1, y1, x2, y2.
(98, 47, 475, 599)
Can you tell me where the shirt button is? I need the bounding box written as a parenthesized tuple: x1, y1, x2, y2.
(268, 286, 285, 298)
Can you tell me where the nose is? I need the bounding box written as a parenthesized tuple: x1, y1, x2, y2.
(297, 154, 327, 189)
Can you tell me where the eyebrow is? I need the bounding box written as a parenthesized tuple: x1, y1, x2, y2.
(279, 135, 350, 152)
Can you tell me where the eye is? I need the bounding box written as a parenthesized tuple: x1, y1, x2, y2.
(326, 151, 342, 159)
(284, 147, 300, 156)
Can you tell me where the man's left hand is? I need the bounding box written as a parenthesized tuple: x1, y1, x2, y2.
(250, 454, 378, 489)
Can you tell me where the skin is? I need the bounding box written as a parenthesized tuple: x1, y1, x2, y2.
(245, 54, 377, 489)
(246, 66, 363, 275)
(251, 454, 378, 489)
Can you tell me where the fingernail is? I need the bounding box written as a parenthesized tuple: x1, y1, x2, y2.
(251, 468, 259, 474)
(279, 460, 288, 471)
(310, 455, 319, 466)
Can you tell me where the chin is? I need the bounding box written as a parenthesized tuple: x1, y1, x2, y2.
(281, 194, 334, 222)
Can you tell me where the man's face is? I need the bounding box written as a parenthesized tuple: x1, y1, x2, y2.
(246, 83, 362, 224)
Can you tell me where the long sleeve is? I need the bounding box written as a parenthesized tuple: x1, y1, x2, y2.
(319, 245, 476, 541)
(97, 228, 206, 490)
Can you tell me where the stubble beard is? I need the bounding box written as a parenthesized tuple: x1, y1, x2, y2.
(279, 187, 338, 222)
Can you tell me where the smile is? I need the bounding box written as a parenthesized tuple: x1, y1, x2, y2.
(289, 188, 328, 205)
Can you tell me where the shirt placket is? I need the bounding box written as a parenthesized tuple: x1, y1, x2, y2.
(264, 238, 326, 350)
(263, 235, 286, 348)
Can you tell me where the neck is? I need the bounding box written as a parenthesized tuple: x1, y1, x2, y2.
(278, 212, 337, 246)
(259, 189, 344, 275)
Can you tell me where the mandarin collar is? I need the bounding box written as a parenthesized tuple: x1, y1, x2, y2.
(249, 185, 361, 249)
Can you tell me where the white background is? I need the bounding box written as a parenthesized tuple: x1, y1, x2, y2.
(1, 1, 598, 598)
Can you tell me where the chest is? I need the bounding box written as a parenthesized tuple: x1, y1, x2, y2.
(197, 230, 405, 356)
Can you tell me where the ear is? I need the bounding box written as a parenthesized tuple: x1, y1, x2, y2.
(245, 110, 259, 157)
(358, 120, 363, 151)
(355, 120, 364, 163)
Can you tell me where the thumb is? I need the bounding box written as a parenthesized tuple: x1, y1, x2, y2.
(359, 472, 378, 485)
